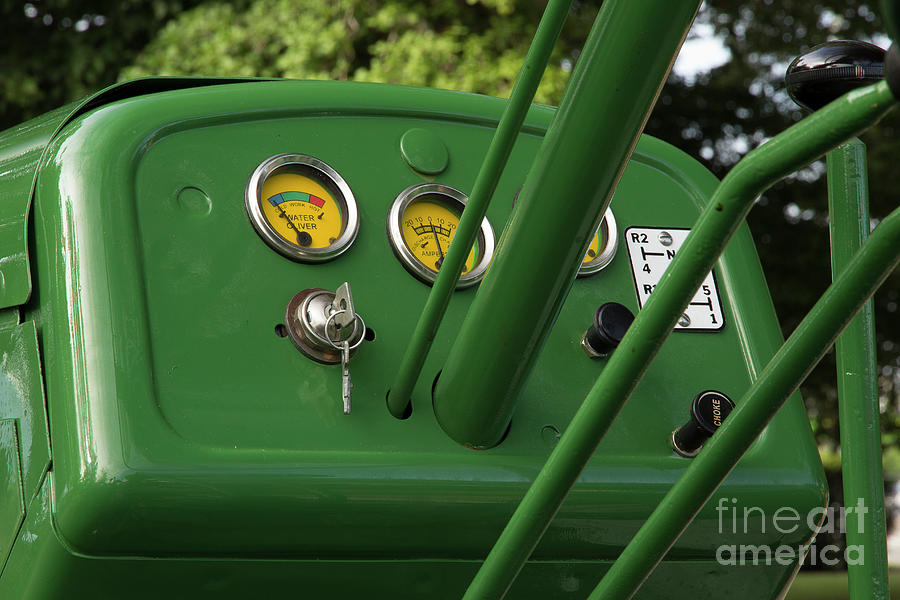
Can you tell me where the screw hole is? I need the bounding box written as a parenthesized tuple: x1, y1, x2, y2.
(364, 327, 376, 341)
(274, 324, 288, 338)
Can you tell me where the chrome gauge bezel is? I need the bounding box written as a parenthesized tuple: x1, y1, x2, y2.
(245, 153, 359, 262)
(386, 183, 495, 288)
(578, 207, 619, 277)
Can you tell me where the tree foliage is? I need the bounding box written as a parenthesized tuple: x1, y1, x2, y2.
(121, 0, 599, 104)
(0, 1, 205, 130)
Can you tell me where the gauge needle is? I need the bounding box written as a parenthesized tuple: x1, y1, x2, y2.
(431, 223, 445, 270)
(276, 203, 306, 246)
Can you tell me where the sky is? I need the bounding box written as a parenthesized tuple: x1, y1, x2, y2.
(673, 22, 731, 83)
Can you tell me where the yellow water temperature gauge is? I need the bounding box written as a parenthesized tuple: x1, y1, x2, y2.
(387, 183, 495, 288)
(245, 154, 359, 262)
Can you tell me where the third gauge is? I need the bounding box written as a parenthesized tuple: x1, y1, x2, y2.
(578, 208, 618, 277)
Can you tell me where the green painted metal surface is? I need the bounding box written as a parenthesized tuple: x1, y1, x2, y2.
(434, 0, 702, 449)
(593, 191, 900, 600)
(0, 77, 824, 597)
(588, 83, 898, 599)
(0, 321, 50, 513)
(0, 319, 52, 574)
(1, 476, 797, 599)
(0, 317, 51, 579)
(388, 0, 573, 417)
(882, 0, 900, 41)
(0, 77, 272, 312)
(399, 128, 450, 175)
(463, 79, 897, 600)
(827, 140, 890, 600)
(0, 105, 68, 310)
(0, 419, 24, 574)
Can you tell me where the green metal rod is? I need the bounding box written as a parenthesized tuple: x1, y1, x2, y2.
(460, 82, 897, 600)
(385, 0, 573, 418)
(827, 140, 890, 600)
(590, 203, 900, 600)
(882, 0, 900, 42)
(435, 0, 702, 449)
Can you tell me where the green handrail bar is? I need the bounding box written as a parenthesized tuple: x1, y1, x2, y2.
(827, 140, 890, 600)
(386, 0, 573, 418)
(883, 0, 900, 41)
(434, 0, 702, 449)
(590, 182, 900, 600)
(460, 80, 898, 600)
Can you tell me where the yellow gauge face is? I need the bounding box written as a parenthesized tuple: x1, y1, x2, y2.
(577, 210, 618, 277)
(260, 172, 342, 249)
(583, 228, 603, 264)
(401, 200, 476, 274)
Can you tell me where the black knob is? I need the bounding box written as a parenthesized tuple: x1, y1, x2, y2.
(786, 40, 885, 111)
(581, 302, 634, 358)
(672, 391, 735, 458)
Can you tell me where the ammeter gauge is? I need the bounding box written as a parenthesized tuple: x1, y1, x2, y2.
(245, 154, 359, 262)
(578, 208, 618, 277)
(387, 183, 495, 288)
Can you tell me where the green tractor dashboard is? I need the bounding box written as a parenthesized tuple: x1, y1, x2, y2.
(0, 77, 824, 599)
(2, 2, 900, 598)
